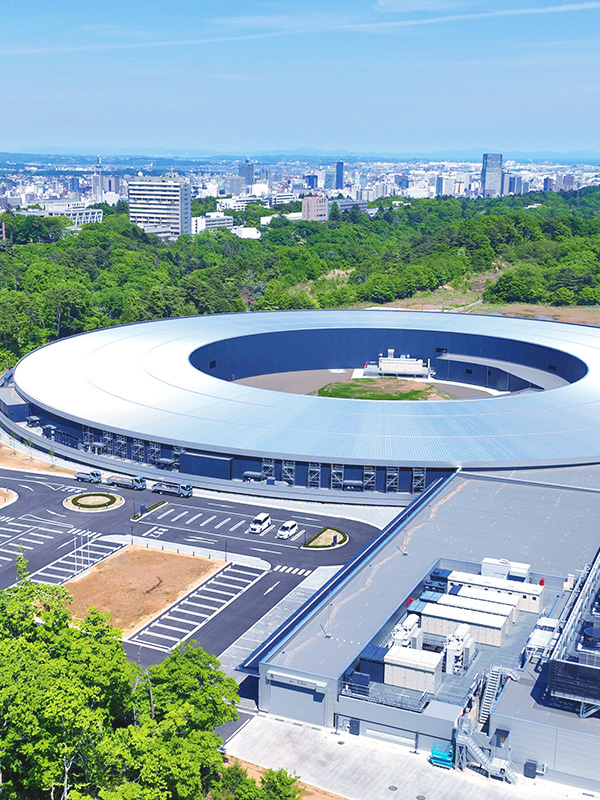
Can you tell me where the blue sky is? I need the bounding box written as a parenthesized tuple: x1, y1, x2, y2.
(1, 0, 599, 155)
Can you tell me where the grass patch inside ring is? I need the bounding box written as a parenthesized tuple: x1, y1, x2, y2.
(304, 526, 348, 548)
(71, 493, 118, 509)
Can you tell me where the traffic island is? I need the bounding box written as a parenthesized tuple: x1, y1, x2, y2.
(302, 527, 348, 549)
(63, 492, 125, 513)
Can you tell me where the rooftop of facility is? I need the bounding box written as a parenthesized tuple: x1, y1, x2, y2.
(13, 309, 600, 468)
(262, 470, 600, 679)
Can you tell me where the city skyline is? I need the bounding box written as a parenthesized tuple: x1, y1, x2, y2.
(2, 0, 599, 154)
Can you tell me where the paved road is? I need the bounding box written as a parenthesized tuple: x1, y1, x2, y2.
(0, 468, 382, 667)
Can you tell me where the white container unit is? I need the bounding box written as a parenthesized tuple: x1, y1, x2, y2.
(447, 570, 543, 613)
(453, 585, 520, 621)
(420, 603, 509, 647)
(436, 593, 515, 624)
(383, 645, 444, 693)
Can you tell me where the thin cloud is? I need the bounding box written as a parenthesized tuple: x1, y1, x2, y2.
(375, 0, 471, 10)
(344, 2, 600, 31)
(1, 30, 282, 56)
(3, 2, 600, 55)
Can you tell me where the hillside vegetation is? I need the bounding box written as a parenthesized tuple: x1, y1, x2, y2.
(1, 187, 600, 367)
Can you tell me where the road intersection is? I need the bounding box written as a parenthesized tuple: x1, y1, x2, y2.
(0, 467, 382, 668)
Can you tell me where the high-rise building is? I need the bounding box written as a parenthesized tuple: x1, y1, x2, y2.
(335, 161, 344, 190)
(435, 176, 454, 196)
(481, 153, 503, 198)
(238, 158, 255, 186)
(128, 172, 191, 237)
(302, 195, 329, 222)
(304, 174, 318, 190)
(103, 175, 120, 193)
(543, 177, 556, 192)
(91, 173, 103, 204)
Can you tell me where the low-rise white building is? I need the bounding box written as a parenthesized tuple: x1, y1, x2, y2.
(191, 212, 234, 234)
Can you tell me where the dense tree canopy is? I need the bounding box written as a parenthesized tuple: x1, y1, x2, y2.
(1, 187, 600, 368)
(0, 555, 301, 800)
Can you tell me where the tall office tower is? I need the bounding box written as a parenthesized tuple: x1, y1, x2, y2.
(562, 174, 575, 191)
(305, 174, 318, 190)
(435, 176, 454, 196)
(335, 161, 344, 190)
(324, 172, 335, 190)
(103, 175, 120, 193)
(543, 177, 555, 192)
(481, 153, 503, 197)
(128, 172, 191, 237)
(226, 175, 244, 195)
(238, 158, 255, 186)
(508, 175, 523, 195)
(91, 173, 103, 203)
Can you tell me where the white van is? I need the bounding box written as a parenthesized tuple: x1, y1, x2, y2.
(249, 512, 271, 534)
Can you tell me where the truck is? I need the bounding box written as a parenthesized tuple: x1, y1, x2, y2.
(151, 482, 193, 498)
(74, 469, 102, 484)
(106, 475, 146, 491)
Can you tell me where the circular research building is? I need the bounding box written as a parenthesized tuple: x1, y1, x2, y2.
(7, 309, 600, 503)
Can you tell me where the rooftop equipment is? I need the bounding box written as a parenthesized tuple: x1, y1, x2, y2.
(447, 570, 543, 613)
(481, 557, 531, 582)
(384, 645, 444, 693)
(444, 623, 476, 675)
(420, 603, 510, 647)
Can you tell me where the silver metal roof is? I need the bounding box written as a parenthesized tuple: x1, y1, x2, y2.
(13, 309, 600, 468)
(266, 472, 600, 678)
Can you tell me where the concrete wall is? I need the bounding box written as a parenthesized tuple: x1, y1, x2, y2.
(492, 709, 600, 791)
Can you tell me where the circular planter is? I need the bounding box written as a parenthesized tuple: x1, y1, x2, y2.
(63, 492, 125, 513)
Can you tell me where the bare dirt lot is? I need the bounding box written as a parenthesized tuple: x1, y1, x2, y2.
(223, 756, 347, 800)
(0, 442, 74, 477)
(66, 546, 225, 636)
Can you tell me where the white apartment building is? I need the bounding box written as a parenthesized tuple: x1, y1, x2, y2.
(128, 172, 191, 237)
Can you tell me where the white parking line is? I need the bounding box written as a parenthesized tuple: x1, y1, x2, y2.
(153, 622, 190, 635)
(171, 512, 188, 522)
(214, 517, 231, 529)
(157, 508, 175, 520)
(185, 513, 203, 525)
(200, 515, 217, 527)
(229, 520, 245, 531)
(292, 529, 305, 541)
(0, 555, 12, 562)
(259, 524, 275, 537)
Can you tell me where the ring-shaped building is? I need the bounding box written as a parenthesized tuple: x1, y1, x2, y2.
(9, 309, 600, 500)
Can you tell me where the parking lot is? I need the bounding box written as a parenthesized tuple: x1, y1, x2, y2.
(135, 498, 324, 550)
(0, 467, 384, 667)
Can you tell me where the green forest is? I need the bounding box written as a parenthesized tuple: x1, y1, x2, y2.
(0, 554, 301, 800)
(1, 186, 600, 368)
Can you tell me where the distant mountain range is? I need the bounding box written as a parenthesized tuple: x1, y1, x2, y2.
(2, 147, 600, 166)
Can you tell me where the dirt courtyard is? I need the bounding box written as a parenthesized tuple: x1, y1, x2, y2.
(66, 546, 225, 637)
(0, 441, 74, 477)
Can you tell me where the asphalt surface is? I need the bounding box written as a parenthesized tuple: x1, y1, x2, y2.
(0, 468, 381, 668)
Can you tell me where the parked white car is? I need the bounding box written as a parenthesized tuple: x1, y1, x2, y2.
(249, 512, 271, 534)
(276, 520, 298, 539)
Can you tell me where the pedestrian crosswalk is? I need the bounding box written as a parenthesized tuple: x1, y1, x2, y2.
(127, 563, 266, 652)
(273, 565, 312, 576)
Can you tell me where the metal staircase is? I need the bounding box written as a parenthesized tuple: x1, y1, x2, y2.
(455, 719, 518, 784)
(479, 666, 502, 724)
